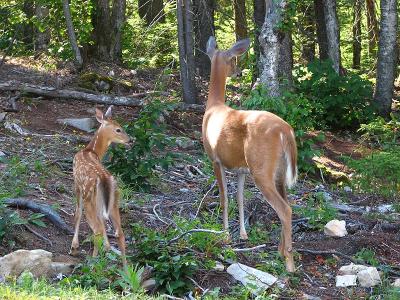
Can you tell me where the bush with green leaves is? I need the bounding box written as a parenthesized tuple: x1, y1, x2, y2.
(295, 60, 375, 129)
(108, 100, 176, 191)
(242, 86, 324, 173)
(358, 114, 400, 148)
(345, 146, 400, 197)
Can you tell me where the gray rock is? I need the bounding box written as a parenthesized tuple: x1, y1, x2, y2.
(4, 122, 30, 135)
(392, 278, 400, 287)
(338, 264, 369, 275)
(322, 192, 333, 202)
(57, 118, 95, 132)
(302, 293, 322, 300)
(50, 262, 75, 275)
(377, 204, 394, 213)
(324, 220, 348, 237)
(0, 112, 6, 122)
(0, 249, 52, 278)
(176, 136, 196, 150)
(213, 261, 225, 272)
(227, 263, 283, 295)
(336, 275, 357, 287)
(343, 186, 352, 193)
(141, 278, 156, 291)
(357, 267, 381, 287)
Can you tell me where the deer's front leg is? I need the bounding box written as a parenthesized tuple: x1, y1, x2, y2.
(237, 172, 248, 240)
(213, 161, 229, 232)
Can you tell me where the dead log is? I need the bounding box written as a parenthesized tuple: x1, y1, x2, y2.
(5, 198, 73, 234)
(0, 81, 205, 112)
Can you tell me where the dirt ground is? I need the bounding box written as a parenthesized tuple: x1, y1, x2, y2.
(0, 57, 399, 299)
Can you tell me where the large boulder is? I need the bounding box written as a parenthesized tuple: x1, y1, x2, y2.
(57, 118, 95, 132)
(0, 249, 52, 278)
(324, 220, 348, 237)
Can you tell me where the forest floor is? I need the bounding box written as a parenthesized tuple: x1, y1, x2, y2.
(0, 56, 399, 299)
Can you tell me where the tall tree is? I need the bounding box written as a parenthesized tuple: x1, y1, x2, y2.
(234, 0, 248, 40)
(314, 0, 328, 60)
(353, 0, 362, 68)
(177, 0, 197, 104)
(323, 0, 341, 73)
(259, 0, 293, 97)
(253, 0, 265, 79)
(22, 0, 34, 48)
(374, 0, 398, 117)
(193, 0, 215, 77)
(90, 0, 126, 62)
(34, 3, 50, 53)
(62, 0, 83, 68)
(299, 1, 315, 63)
(138, 0, 165, 26)
(366, 0, 379, 55)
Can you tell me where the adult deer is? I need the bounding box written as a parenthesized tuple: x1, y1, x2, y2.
(202, 37, 298, 272)
(70, 106, 131, 267)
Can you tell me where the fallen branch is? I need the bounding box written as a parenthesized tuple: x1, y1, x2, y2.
(195, 180, 217, 218)
(167, 229, 225, 245)
(24, 224, 53, 246)
(5, 198, 73, 234)
(0, 81, 205, 112)
(232, 244, 267, 253)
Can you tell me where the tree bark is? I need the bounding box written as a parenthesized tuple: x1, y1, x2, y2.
(259, 0, 293, 97)
(300, 1, 315, 63)
(353, 0, 362, 69)
(193, 0, 215, 77)
(138, 0, 165, 26)
(177, 0, 197, 104)
(323, 0, 341, 73)
(374, 0, 398, 117)
(314, 0, 329, 60)
(366, 0, 379, 55)
(234, 0, 248, 40)
(62, 0, 83, 68)
(253, 0, 266, 79)
(22, 0, 34, 48)
(34, 3, 50, 53)
(111, 0, 126, 62)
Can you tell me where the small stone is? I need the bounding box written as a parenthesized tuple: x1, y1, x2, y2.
(50, 262, 75, 275)
(343, 186, 352, 193)
(339, 264, 369, 275)
(336, 275, 357, 287)
(176, 136, 196, 150)
(179, 188, 189, 193)
(57, 118, 95, 133)
(130, 69, 137, 75)
(213, 261, 225, 271)
(322, 192, 333, 202)
(108, 70, 115, 77)
(0, 150, 6, 157)
(392, 278, 400, 287)
(0, 112, 6, 122)
(377, 204, 394, 213)
(324, 220, 348, 237)
(357, 267, 381, 287)
(141, 278, 156, 291)
(302, 293, 322, 300)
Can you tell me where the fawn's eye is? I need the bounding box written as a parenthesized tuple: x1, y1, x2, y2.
(116, 128, 121, 133)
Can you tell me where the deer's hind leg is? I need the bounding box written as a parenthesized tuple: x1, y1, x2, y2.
(70, 185, 83, 256)
(109, 188, 127, 267)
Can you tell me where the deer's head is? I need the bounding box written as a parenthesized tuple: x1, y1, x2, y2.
(95, 106, 131, 146)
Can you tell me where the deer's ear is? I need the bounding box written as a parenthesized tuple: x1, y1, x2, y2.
(95, 108, 104, 123)
(227, 38, 250, 58)
(206, 36, 217, 59)
(104, 105, 113, 119)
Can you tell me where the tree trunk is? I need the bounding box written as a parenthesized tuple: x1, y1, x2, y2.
(323, 0, 341, 73)
(299, 1, 315, 63)
(353, 0, 362, 69)
(111, 0, 126, 62)
(314, 0, 328, 60)
(193, 0, 215, 77)
(177, 0, 197, 104)
(259, 0, 293, 97)
(138, 0, 165, 26)
(366, 0, 379, 55)
(34, 3, 50, 53)
(234, 0, 248, 40)
(62, 0, 83, 68)
(253, 0, 265, 80)
(22, 0, 34, 49)
(374, 0, 398, 117)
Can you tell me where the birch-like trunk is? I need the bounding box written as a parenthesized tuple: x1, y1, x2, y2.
(259, 0, 292, 97)
(62, 0, 83, 68)
(323, 0, 341, 73)
(374, 0, 398, 117)
(34, 4, 50, 53)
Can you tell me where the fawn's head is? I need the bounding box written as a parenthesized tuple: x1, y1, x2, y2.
(95, 106, 131, 146)
(206, 36, 250, 78)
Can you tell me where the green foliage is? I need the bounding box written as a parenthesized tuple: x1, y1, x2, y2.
(294, 191, 338, 229)
(109, 100, 176, 191)
(295, 60, 375, 129)
(354, 248, 379, 267)
(345, 147, 400, 196)
(0, 199, 25, 243)
(358, 114, 400, 148)
(242, 86, 324, 173)
(116, 264, 145, 294)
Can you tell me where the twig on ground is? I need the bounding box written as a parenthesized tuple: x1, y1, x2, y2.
(232, 244, 267, 253)
(186, 276, 205, 292)
(24, 224, 53, 246)
(168, 229, 225, 245)
(152, 203, 172, 226)
(195, 180, 217, 218)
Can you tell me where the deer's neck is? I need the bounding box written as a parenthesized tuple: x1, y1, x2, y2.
(207, 58, 227, 110)
(86, 129, 110, 160)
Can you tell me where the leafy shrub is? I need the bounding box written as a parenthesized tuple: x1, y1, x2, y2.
(354, 248, 379, 267)
(294, 191, 337, 229)
(242, 86, 324, 173)
(295, 60, 375, 129)
(109, 100, 176, 191)
(358, 114, 400, 148)
(345, 147, 400, 196)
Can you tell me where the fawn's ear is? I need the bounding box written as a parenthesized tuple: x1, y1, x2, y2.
(227, 38, 250, 58)
(104, 105, 113, 119)
(206, 36, 217, 59)
(95, 107, 104, 123)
